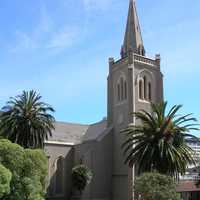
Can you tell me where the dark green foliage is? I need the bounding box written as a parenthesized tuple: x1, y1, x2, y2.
(0, 139, 48, 200)
(0, 90, 55, 148)
(122, 102, 199, 177)
(0, 164, 12, 198)
(135, 172, 181, 200)
(72, 165, 93, 193)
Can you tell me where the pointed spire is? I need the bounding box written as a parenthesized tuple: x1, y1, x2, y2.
(121, 0, 145, 58)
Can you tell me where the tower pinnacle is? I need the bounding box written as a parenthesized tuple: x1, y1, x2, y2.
(121, 0, 145, 58)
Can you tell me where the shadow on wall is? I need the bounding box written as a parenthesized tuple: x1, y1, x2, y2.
(46, 148, 74, 200)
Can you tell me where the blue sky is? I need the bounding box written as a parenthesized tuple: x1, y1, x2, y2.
(0, 0, 200, 130)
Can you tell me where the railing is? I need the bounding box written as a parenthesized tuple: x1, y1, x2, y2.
(180, 174, 200, 181)
(134, 54, 157, 66)
(112, 57, 128, 67)
(113, 53, 159, 67)
(112, 54, 158, 68)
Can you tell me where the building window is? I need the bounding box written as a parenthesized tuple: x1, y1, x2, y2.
(46, 156, 51, 192)
(54, 156, 64, 195)
(148, 82, 152, 101)
(117, 83, 120, 102)
(120, 77, 124, 101)
(143, 76, 147, 100)
(124, 81, 127, 100)
(139, 80, 143, 100)
(138, 74, 152, 102)
(117, 76, 127, 103)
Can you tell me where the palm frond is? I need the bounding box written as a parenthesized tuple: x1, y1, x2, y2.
(0, 90, 55, 149)
(121, 101, 199, 178)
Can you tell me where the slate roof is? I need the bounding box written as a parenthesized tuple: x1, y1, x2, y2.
(47, 119, 109, 144)
(82, 120, 108, 142)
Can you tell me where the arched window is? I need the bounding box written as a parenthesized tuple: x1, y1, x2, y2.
(124, 81, 127, 100)
(138, 71, 153, 102)
(117, 76, 127, 102)
(54, 157, 64, 195)
(139, 80, 143, 100)
(117, 83, 120, 102)
(120, 77, 124, 101)
(143, 76, 147, 100)
(148, 82, 152, 101)
(46, 155, 51, 193)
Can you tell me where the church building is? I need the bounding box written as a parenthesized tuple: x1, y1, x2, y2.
(45, 0, 163, 199)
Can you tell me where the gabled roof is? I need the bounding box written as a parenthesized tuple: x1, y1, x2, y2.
(48, 122, 89, 144)
(82, 120, 108, 142)
(47, 119, 110, 145)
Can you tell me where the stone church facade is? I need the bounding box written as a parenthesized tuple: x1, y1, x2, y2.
(45, 0, 163, 199)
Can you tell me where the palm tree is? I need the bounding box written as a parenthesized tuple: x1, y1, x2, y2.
(0, 90, 55, 148)
(121, 102, 199, 178)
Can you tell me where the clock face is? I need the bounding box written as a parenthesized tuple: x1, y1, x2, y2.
(118, 113, 124, 125)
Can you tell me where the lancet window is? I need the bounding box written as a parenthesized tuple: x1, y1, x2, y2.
(54, 156, 64, 195)
(138, 74, 152, 102)
(117, 76, 127, 102)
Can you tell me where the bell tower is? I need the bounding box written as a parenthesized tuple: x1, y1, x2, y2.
(107, 0, 163, 199)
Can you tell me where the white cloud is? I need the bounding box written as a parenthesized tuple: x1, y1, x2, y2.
(9, 0, 116, 54)
(9, 3, 79, 54)
(9, 4, 52, 53)
(38, 4, 53, 33)
(8, 4, 80, 53)
(9, 31, 38, 53)
(46, 26, 79, 49)
(83, 0, 113, 11)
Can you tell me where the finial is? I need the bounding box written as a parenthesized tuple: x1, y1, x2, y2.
(155, 54, 161, 67)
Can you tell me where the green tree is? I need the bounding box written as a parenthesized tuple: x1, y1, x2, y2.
(0, 139, 48, 200)
(122, 102, 199, 177)
(134, 172, 181, 200)
(0, 164, 12, 198)
(0, 90, 55, 148)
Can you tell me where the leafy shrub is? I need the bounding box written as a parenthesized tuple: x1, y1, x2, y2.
(23, 149, 48, 190)
(72, 165, 93, 193)
(0, 164, 12, 198)
(0, 139, 48, 200)
(135, 172, 181, 200)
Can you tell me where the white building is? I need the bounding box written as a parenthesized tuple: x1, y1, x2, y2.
(187, 138, 200, 163)
(180, 138, 200, 181)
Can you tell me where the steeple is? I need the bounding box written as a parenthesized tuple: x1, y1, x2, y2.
(121, 0, 145, 58)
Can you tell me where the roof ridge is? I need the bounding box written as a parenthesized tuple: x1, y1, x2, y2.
(55, 121, 89, 126)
